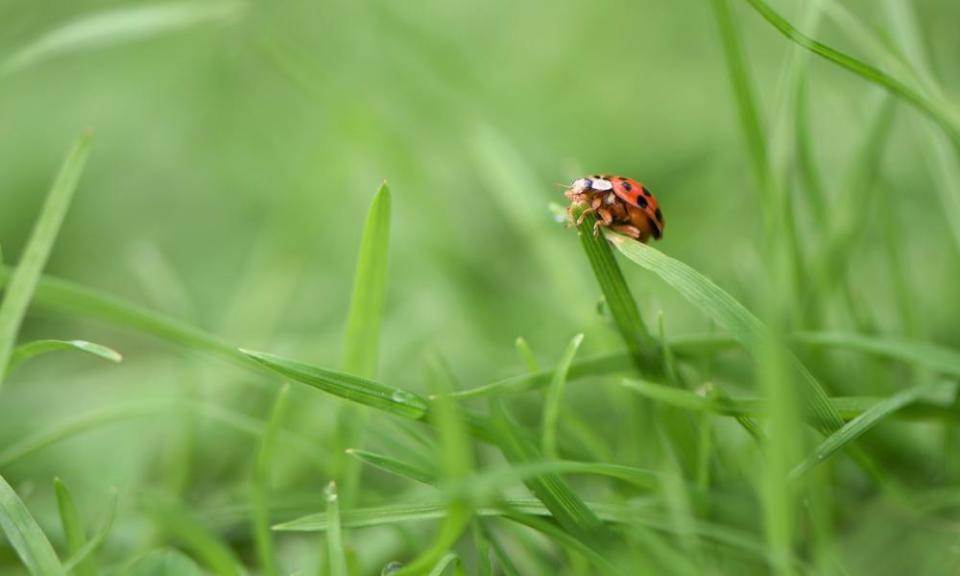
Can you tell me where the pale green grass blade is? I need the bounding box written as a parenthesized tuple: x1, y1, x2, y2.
(251, 384, 290, 576)
(54, 479, 93, 576)
(342, 182, 391, 377)
(346, 448, 437, 484)
(791, 381, 949, 478)
(126, 549, 204, 575)
(0, 472, 65, 575)
(572, 209, 656, 366)
(0, 133, 92, 387)
(9, 339, 122, 372)
(740, 0, 960, 140)
(63, 490, 117, 574)
(240, 350, 428, 419)
(606, 232, 845, 433)
(0, 1, 246, 78)
(514, 337, 540, 373)
(541, 333, 584, 459)
(325, 482, 348, 576)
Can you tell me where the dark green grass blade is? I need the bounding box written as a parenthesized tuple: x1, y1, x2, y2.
(0, 1, 246, 78)
(573, 210, 656, 368)
(740, 0, 960, 140)
(606, 233, 845, 433)
(54, 478, 93, 576)
(241, 350, 428, 419)
(0, 472, 65, 575)
(9, 339, 121, 372)
(0, 133, 92, 387)
(791, 381, 952, 478)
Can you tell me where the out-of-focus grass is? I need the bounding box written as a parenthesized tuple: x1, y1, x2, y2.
(1, 0, 960, 574)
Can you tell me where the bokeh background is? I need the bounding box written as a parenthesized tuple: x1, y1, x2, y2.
(2, 0, 960, 574)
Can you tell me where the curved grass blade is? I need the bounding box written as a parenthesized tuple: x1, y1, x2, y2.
(426, 552, 460, 576)
(794, 332, 960, 379)
(8, 339, 121, 372)
(514, 336, 540, 373)
(605, 233, 845, 434)
(790, 381, 951, 478)
(54, 478, 93, 576)
(0, 133, 92, 387)
(740, 0, 960, 140)
(240, 349, 428, 419)
(0, 1, 246, 78)
(0, 472, 65, 575)
(541, 333, 584, 459)
(251, 384, 290, 576)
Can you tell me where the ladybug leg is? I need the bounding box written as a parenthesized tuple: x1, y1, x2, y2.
(593, 207, 614, 236)
(575, 196, 601, 225)
(611, 224, 643, 240)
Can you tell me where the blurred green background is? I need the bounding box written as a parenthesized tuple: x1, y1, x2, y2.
(2, 0, 960, 574)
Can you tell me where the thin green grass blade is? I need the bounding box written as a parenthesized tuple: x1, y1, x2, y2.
(791, 381, 950, 478)
(325, 482, 349, 576)
(126, 549, 204, 575)
(240, 350, 428, 419)
(0, 1, 246, 78)
(150, 500, 241, 576)
(54, 478, 93, 576)
(794, 332, 960, 377)
(8, 339, 122, 372)
(342, 182, 391, 377)
(63, 490, 117, 574)
(514, 336, 540, 373)
(572, 208, 656, 366)
(426, 552, 461, 576)
(251, 384, 290, 576)
(541, 333, 584, 459)
(0, 472, 65, 575)
(740, 0, 960, 140)
(346, 448, 437, 484)
(606, 233, 845, 433)
(0, 133, 92, 387)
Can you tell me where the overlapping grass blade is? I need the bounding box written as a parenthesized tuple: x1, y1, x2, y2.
(241, 350, 428, 419)
(0, 472, 65, 575)
(541, 333, 584, 459)
(740, 0, 960, 140)
(426, 552, 461, 576)
(54, 479, 93, 576)
(791, 381, 951, 478)
(8, 339, 121, 372)
(0, 133, 92, 387)
(0, 1, 246, 78)
(63, 490, 117, 573)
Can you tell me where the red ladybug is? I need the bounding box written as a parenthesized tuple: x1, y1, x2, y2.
(564, 175, 664, 243)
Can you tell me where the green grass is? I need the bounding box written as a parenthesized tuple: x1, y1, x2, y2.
(2, 1, 960, 575)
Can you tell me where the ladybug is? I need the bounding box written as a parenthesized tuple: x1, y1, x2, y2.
(564, 174, 664, 243)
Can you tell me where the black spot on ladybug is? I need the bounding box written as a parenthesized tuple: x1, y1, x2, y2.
(654, 207, 663, 222)
(622, 181, 633, 191)
(641, 187, 652, 197)
(592, 174, 601, 179)
(649, 217, 662, 239)
(636, 195, 648, 209)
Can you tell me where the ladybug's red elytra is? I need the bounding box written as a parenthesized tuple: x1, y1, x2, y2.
(564, 175, 664, 243)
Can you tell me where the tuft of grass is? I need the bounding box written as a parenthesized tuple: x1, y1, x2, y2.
(0, 133, 92, 387)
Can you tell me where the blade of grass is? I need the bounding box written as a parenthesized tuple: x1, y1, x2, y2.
(514, 336, 540, 373)
(0, 472, 65, 575)
(0, 133, 92, 387)
(8, 339, 121, 372)
(605, 233, 845, 433)
(0, 1, 246, 78)
(251, 384, 290, 576)
(740, 0, 960, 140)
(54, 478, 93, 576)
(541, 333, 584, 459)
(63, 489, 117, 574)
(149, 500, 241, 576)
(790, 381, 948, 478)
(241, 350, 428, 419)
(572, 208, 656, 367)
(346, 448, 437, 484)
(426, 552, 461, 576)
(325, 482, 348, 576)
(793, 332, 960, 378)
